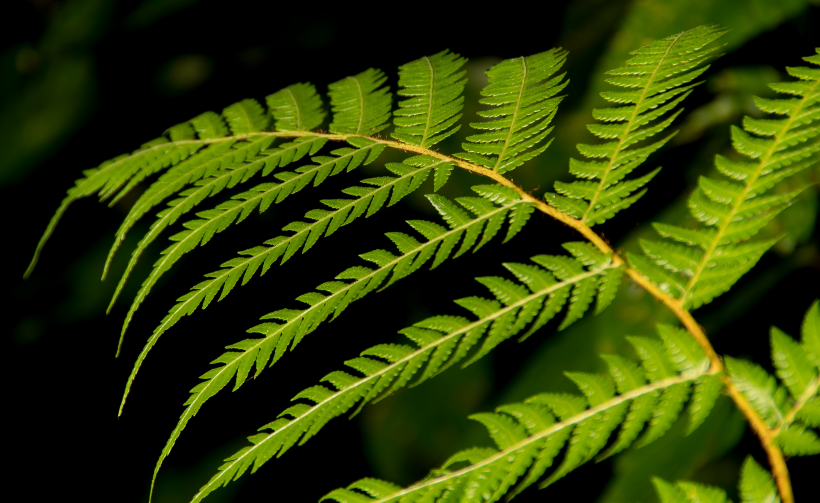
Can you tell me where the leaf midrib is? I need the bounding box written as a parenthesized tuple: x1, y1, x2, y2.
(350, 76, 365, 135)
(365, 371, 705, 503)
(493, 56, 527, 173)
(681, 76, 820, 305)
(152, 158, 448, 340)
(189, 261, 615, 502)
(117, 146, 379, 413)
(420, 56, 435, 147)
(284, 88, 302, 131)
(581, 33, 682, 224)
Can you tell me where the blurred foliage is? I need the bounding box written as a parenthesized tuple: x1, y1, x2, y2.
(0, 0, 111, 185)
(5, 1, 819, 502)
(125, 0, 201, 29)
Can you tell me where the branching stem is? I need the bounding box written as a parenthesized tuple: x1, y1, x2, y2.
(120, 130, 793, 502)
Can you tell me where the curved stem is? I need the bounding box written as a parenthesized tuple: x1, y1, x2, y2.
(118, 130, 792, 502)
(724, 378, 794, 503)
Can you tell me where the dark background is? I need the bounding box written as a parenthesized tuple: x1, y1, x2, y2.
(4, 1, 820, 502)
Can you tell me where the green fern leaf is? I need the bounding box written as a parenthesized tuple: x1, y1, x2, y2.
(546, 25, 726, 227)
(329, 68, 391, 135)
(25, 116, 213, 277)
(726, 356, 787, 429)
(145, 186, 540, 489)
(627, 336, 692, 446)
(392, 50, 467, 148)
(140, 153, 449, 339)
(101, 84, 329, 283)
(797, 398, 820, 427)
(596, 354, 654, 459)
(115, 140, 384, 346)
(655, 324, 720, 434)
(657, 324, 708, 372)
(321, 326, 712, 503)
(771, 326, 818, 400)
(652, 478, 690, 503)
(653, 478, 728, 503)
(726, 302, 820, 455)
(776, 423, 820, 455)
(536, 373, 626, 487)
(740, 456, 780, 503)
(529, 243, 620, 331)
(117, 140, 387, 411)
(686, 374, 722, 435)
(184, 257, 616, 501)
(803, 300, 820, 369)
(267, 82, 326, 131)
(223, 98, 269, 134)
(455, 48, 567, 175)
(104, 136, 324, 289)
(634, 48, 820, 309)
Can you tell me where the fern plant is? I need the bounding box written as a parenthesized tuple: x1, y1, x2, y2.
(26, 23, 820, 503)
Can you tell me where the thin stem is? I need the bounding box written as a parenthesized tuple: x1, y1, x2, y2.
(779, 374, 820, 429)
(724, 377, 794, 503)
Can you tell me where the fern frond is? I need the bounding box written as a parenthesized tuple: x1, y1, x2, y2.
(546, 25, 727, 226)
(652, 478, 728, 503)
(121, 184, 532, 412)
(117, 139, 387, 411)
(392, 50, 467, 148)
(329, 68, 392, 135)
(33, 83, 329, 283)
(323, 325, 714, 503)
(103, 135, 325, 284)
(633, 48, 820, 309)
(100, 85, 329, 282)
(727, 300, 820, 455)
(143, 185, 535, 495)
(740, 456, 781, 503)
(186, 254, 620, 501)
(649, 456, 778, 503)
(267, 82, 327, 132)
(455, 48, 568, 175)
(125, 154, 447, 392)
(25, 118, 212, 278)
(114, 139, 386, 351)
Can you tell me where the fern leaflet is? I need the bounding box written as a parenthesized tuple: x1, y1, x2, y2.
(142, 185, 534, 495)
(329, 68, 392, 135)
(106, 135, 325, 300)
(26, 121, 206, 277)
(653, 456, 780, 503)
(114, 139, 386, 353)
(726, 300, 820, 455)
(546, 25, 726, 226)
(139, 184, 533, 457)
(633, 48, 820, 309)
(323, 325, 716, 503)
(392, 50, 467, 148)
(144, 154, 450, 344)
(184, 253, 620, 501)
(104, 84, 328, 279)
(267, 82, 327, 132)
(27, 95, 282, 278)
(739, 456, 781, 503)
(117, 138, 387, 411)
(121, 154, 449, 411)
(455, 48, 567, 175)
(653, 478, 729, 503)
